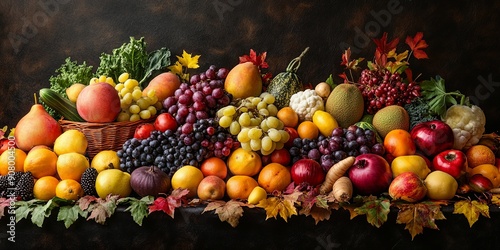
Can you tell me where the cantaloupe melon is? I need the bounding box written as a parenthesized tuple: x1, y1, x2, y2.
(325, 83, 364, 128)
(372, 105, 410, 138)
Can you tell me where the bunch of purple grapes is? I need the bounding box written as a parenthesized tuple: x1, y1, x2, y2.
(289, 125, 385, 172)
(118, 118, 239, 177)
(357, 69, 421, 114)
(162, 65, 232, 135)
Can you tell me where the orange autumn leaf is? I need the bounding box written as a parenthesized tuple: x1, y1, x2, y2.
(395, 201, 446, 240)
(203, 200, 248, 228)
(405, 32, 429, 59)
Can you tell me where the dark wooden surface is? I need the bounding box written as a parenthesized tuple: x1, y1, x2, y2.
(1, 0, 499, 131)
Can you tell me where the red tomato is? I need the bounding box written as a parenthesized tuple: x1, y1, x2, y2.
(134, 123, 155, 140)
(154, 113, 178, 132)
(383, 129, 416, 157)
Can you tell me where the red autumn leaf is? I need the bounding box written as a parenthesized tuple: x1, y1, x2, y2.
(239, 49, 269, 69)
(338, 72, 349, 82)
(405, 32, 429, 59)
(0, 197, 11, 219)
(149, 188, 189, 218)
(373, 32, 399, 66)
(341, 48, 365, 70)
(77, 195, 98, 211)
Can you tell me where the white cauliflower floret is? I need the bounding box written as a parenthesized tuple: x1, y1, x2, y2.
(289, 89, 324, 121)
(443, 104, 486, 150)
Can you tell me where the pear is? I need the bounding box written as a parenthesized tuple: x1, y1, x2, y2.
(14, 99, 62, 152)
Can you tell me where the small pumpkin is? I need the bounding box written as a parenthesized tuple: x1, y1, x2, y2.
(266, 47, 309, 110)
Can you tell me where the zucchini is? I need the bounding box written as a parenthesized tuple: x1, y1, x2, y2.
(39, 88, 85, 122)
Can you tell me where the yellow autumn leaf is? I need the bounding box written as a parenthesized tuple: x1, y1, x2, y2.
(453, 200, 490, 227)
(491, 194, 500, 206)
(167, 61, 183, 76)
(177, 50, 200, 69)
(257, 196, 297, 222)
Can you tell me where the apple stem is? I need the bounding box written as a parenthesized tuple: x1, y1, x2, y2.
(445, 153, 456, 161)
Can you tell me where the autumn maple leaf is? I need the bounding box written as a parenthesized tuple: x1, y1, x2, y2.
(405, 32, 429, 59)
(177, 50, 201, 69)
(149, 189, 189, 218)
(239, 49, 269, 69)
(373, 32, 399, 67)
(341, 48, 364, 71)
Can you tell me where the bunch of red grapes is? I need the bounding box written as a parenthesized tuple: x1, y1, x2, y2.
(357, 69, 421, 114)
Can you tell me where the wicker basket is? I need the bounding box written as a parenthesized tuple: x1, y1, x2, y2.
(59, 117, 155, 158)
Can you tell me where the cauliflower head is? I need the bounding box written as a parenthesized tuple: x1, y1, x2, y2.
(443, 104, 486, 150)
(289, 89, 324, 121)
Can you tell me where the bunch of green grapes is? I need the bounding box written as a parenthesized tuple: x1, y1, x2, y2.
(110, 73, 162, 122)
(217, 92, 290, 155)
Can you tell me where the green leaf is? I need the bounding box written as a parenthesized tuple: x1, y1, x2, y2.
(57, 205, 82, 229)
(140, 47, 171, 86)
(353, 196, 390, 228)
(121, 196, 154, 226)
(30, 199, 58, 227)
(15, 202, 33, 223)
(325, 74, 337, 90)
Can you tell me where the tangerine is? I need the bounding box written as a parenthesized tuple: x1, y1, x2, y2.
(257, 163, 292, 193)
(466, 145, 496, 169)
(226, 175, 259, 200)
(383, 129, 416, 157)
(55, 179, 84, 201)
(227, 148, 262, 176)
(0, 148, 26, 175)
(33, 176, 59, 201)
(277, 107, 299, 128)
(24, 147, 58, 179)
(200, 157, 228, 179)
(297, 121, 319, 140)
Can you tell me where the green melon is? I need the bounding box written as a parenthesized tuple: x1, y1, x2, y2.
(325, 83, 364, 128)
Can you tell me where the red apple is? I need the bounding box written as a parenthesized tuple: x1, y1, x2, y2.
(410, 120, 454, 157)
(197, 175, 226, 200)
(154, 113, 178, 132)
(261, 154, 272, 166)
(388, 172, 427, 202)
(0, 138, 10, 155)
(468, 174, 493, 193)
(270, 148, 291, 166)
(348, 154, 392, 195)
(134, 123, 155, 140)
(284, 127, 299, 149)
(290, 159, 325, 187)
(432, 149, 467, 179)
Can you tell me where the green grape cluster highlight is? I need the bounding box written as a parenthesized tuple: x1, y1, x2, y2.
(112, 73, 163, 122)
(217, 92, 289, 155)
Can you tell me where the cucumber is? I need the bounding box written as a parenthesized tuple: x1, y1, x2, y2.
(39, 88, 85, 122)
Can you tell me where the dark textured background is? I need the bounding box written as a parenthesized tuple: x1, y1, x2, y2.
(1, 0, 499, 132)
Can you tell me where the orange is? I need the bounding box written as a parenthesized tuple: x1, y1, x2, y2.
(171, 165, 204, 198)
(55, 179, 84, 201)
(23, 147, 58, 179)
(466, 145, 496, 169)
(226, 175, 259, 200)
(297, 121, 319, 140)
(227, 148, 262, 176)
(200, 157, 228, 179)
(257, 163, 292, 193)
(33, 176, 59, 201)
(0, 148, 26, 175)
(57, 152, 90, 182)
(383, 129, 416, 157)
(468, 164, 500, 188)
(277, 107, 299, 128)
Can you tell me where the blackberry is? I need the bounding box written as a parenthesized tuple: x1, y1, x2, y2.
(1, 171, 24, 197)
(81, 167, 98, 196)
(15, 171, 35, 201)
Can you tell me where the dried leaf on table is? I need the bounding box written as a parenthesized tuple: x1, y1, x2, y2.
(453, 199, 490, 227)
(395, 201, 446, 240)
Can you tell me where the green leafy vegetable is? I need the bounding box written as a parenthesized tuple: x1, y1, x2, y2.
(420, 76, 470, 118)
(96, 37, 171, 88)
(45, 58, 94, 119)
(404, 97, 439, 130)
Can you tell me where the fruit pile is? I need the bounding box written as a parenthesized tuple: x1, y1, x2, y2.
(1, 34, 500, 231)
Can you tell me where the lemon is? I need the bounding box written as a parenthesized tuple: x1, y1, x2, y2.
(171, 165, 204, 198)
(391, 155, 431, 179)
(247, 186, 267, 205)
(66, 83, 87, 103)
(95, 169, 132, 198)
(56, 152, 89, 181)
(53, 129, 88, 155)
(91, 150, 120, 173)
(424, 170, 458, 200)
(312, 110, 339, 137)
